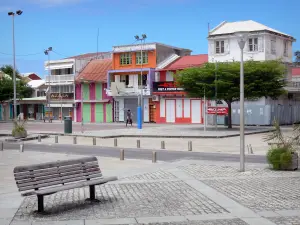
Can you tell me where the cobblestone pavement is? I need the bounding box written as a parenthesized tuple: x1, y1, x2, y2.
(267, 216, 300, 225)
(122, 171, 177, 180)
(13, 181, 228, 222)
(138, 219, 249, 225)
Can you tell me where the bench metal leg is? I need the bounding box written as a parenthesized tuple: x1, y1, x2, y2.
(89, 185, 95, 200)
(37, 195, 44, 212)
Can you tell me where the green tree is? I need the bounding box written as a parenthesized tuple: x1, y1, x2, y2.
(295, 51, 300, 66)
(176, 60, 286, 128)
(0, 65, 22, 79)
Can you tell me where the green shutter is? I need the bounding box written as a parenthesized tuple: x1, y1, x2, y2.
(95, 103, 104, 123)
(96, 83, 102, 100)
(106, 103, 113, 122)
(83, 103, 91, 122)
(83, 83, 89, 100)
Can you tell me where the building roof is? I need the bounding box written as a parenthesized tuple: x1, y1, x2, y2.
(113, 42, 192, 52)
(27, 80, 45, 88)
(159, 54, 208, 71)
(76, 59, 112, 82)
(21, 73, 42, 81)
(66, 52, 112, 60)
(292, 67, 300, 76)
(209, 20, 295, 39)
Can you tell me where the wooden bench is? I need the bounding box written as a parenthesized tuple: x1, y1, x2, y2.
(13, 157, 118, 213)
(43, 116, 53, 123)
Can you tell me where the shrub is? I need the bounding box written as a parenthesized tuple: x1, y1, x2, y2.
(12, 119, 27, 138)
(267, 147, 292, 170)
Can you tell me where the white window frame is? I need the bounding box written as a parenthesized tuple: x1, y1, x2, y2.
(271, 38, 276, 55)
(248, 37, 258, 52)
(283, 40, 288, 57)
(215, 40, 225, 54)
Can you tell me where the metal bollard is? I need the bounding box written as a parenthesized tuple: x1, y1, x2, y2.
(188, 141, 192, 151)
(161, 141, 165, 149)
(38, 135, 41, 142)
(73, 136, 77, 144)
(137, 139, 140, 148)
(55, 136, 58, 144)
(20, 143, 24, 152)
(152, 151, 157, 163)
(120, 149, 124, 161)
(0, 142, 3, 151)
(93, 137, 96, 146)
(114, 138, 118, 147)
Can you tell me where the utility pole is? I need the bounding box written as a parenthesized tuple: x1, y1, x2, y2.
(215, 61, 218, 131)
(44, 47, 52, 118)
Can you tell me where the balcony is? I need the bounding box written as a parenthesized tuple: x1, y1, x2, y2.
(106, 82, 151, 97)
(284, 81, 300, 93)
(45, 75, 75, 84)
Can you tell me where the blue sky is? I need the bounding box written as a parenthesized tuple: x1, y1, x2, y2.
(0, 0, 299, 77)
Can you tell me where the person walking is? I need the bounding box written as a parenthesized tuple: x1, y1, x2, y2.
(126, 109, 133, 127)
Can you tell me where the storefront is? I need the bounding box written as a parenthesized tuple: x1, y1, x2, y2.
(49, 93, 74, 120)
(152, 81, 205, 124)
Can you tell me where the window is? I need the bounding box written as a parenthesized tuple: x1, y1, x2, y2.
(50, 85, 73, 93)
(136, 52, 148, 64)
(120, 75, 129, 86)
(271, 38, 276, 55)
(284, 41, 288, 57)
(138, 74, 148, 86)
(120, 53, 132, 65)
(215, 41, 224, 54)
(248, 38, 258, 52)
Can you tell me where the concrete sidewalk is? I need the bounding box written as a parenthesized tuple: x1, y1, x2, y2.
(1, 150, 300, 225)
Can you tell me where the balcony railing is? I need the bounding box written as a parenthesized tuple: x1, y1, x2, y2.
(284, 81, 300, 93)
(45, 75, 75, 83)
(106, 87, 151, 97)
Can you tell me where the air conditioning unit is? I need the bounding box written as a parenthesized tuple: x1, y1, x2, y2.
(152, 95, 159, 102)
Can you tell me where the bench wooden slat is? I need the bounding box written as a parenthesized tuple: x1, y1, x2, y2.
(19, 173, 103, 191)
(14, 156, 97, 173)
(17, 169, 101, 187)
(22, 176, 118, 196)
(15, 163, 100, 181)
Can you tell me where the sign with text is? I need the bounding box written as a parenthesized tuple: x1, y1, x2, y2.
(153, 81, 184, 93)
(50, 93, 74, 100)
(207, 107, 228, 115)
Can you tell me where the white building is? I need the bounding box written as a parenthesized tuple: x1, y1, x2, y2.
(207, 20, 300, 125)
(44, 52, 111, 120)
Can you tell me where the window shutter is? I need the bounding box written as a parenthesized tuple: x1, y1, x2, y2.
(258, 36, 264, 52)
(115, 75, 120, 83)
(209, 41, 214, 55)
(224, 40, 230, 54)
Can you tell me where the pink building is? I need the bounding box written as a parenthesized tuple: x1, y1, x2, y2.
(75, 59, 113, 123)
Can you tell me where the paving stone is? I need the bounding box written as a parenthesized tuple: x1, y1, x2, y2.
(12, 181, 228, 223)
(267, 216, 300, 225)
(138, 219, 249, 224)
(122, 171, 177, 180)
(178, 164, 300, 179)
(201, 177, 300, 212)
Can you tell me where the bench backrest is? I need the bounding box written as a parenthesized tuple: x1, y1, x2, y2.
(14, 157, 102, 192)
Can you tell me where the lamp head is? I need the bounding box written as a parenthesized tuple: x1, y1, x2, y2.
(142, 34, 147, 39)
(48, 47, 52, 51)
(134, 35, 139, 40)
(44, 50, 49, 55)
(8, 12, 14, 16)
(235, 31, 249, 50)
(16, 10, 23, 15)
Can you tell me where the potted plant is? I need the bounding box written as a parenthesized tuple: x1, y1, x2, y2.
(264, 120, 299, 170)
(12, 119, 28, 139)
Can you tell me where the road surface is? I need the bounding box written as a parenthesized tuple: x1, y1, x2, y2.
(3, 142, 267, 163)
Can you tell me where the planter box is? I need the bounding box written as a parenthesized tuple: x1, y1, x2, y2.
(281, 152, 298, 171)
(12, 131, 28, 139)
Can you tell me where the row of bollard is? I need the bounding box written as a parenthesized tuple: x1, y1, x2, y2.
(50, 136, 194, 151)
(120, 148, 157, 163)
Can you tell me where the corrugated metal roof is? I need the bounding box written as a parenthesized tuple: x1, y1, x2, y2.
(76, 59, 112, 82)
(209, 20, 294, 38)
(159, 54, 208, 71)
(292, 67, 300, 76)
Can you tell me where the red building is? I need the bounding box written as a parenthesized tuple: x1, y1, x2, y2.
(153, 54, 208, 124)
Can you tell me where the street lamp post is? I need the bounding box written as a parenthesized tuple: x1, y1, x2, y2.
(80, 78, 84, 133)
(236, 32, 248, 172)
(44, 47, 52, 119)
(8, 10, 23, 121)
(134, 34, 147, 129)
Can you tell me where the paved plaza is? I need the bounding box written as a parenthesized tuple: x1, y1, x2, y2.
(1, 149, 300, 225)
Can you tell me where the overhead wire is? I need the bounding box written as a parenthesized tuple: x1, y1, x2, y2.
(0, 51, 43, 57)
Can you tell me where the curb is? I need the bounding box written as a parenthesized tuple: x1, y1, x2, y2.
(4, 134, 50, 143)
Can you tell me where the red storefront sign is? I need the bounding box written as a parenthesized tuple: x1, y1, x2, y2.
(207, 107, 228, 115)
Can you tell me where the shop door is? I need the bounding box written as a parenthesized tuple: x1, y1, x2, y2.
(191, 100, 201, 123)
(166, 100, 175, 123)
(124, 98, 138, 122)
